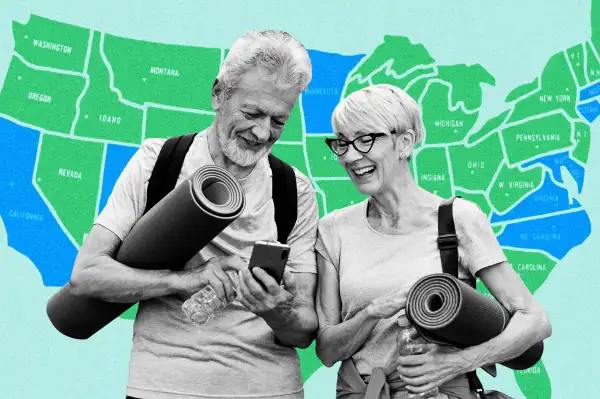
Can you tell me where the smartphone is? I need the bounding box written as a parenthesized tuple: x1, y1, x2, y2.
(248, 241, 290, 286)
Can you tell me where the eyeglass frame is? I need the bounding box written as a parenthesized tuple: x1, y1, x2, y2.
(325, 130, 397, 156)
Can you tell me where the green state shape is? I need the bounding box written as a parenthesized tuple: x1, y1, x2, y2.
(343, 78, 370, 97)
(370, 66, 436, 92)
(297, 342, 323, 382)
(449, 132, 504, 191)
(505, 78, 539, 103)
(74, 32, 143, 144)
(501, 113, 572, 164)
(104, 33, 221, 110)
(415, 147, 452, 198)
(492, 225, 504, 236)
(271, 143, 309, 177)
(146, 107, 214, 139)
(508, 52, 578, 123)
(36, 134, 104, 245)
(505, 249, 556, 294)
(349, 35, 435, 85)
(406, 78, 431, 102)
(280, 101, 303, 142)
(421, 83, 479, 144)
(306, 135, 347, 177)
(119, 303, 138, 320)
(13, 14, 89, 72)
(436, 64, 495, 110)
(585, 42, 600, 82)
(454, 191, 491, 217)
(514, 360, 552, 399)
(467, 110, 510, 144)
(221, 48, 229, 66)
(0, 55, 85, 133)
(489, 164, 543, 214)
(315, 190, 326, 218)
(317, 180, 369, 213)
(567, 43, 587, 87)
(572, 122, 591, 163)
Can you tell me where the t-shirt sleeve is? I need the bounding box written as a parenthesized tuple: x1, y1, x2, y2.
(454, 198, 508, 278)
(94, 139, 164, 241)
(314, 211, 340, 273)
(284, 169, 319, 274)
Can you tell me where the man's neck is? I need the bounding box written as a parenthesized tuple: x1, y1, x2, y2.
(207, 123, 256, 180)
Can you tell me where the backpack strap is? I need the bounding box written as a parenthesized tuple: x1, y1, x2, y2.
(437, 197, 460, 278)
(144, 133, 198, 215)
(437, 196, 486, 399)
(268, 153, 298, 244)
(143, 134, 299, 245)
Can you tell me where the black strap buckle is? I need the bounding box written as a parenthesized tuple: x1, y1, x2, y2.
(437, 233, 458, 250)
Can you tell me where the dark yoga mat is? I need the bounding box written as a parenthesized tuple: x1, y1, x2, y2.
(405, 273, 544, 370)
(46, 165, 246, 340)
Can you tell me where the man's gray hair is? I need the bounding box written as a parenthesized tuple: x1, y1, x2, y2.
(217, 30, 312, 95)
(331, 84, 425, 147)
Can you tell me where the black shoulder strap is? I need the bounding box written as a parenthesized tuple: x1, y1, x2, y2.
(144, 133, 197, 215)
(437, 197, 460, 279)
(143, 137, 298, 244)
(268, 153, 297, 244)
(437, 196, 486, 398)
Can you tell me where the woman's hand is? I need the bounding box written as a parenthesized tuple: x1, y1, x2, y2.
(366, 285, 411, 319)
(393, 343, 472, 394)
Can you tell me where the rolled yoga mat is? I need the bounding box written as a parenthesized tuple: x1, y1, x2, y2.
(405, 273, 544, 370)
(46, 165, 246, 340)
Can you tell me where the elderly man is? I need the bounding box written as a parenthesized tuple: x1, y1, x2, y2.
(69, 30, 319, 399)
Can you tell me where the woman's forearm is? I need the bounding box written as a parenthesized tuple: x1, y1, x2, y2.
(457, 307, 552, 372)
(316, 307, 382, 367)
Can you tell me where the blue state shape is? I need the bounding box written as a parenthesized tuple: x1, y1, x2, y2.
(302, 50, 364, 133)
(0, 118, 77, 286)
(522, 151, 585, 193)
(491, 172, 581, 223)
(577, 100, 600, 123)
(98, 144, 138, 214)
(496, 210, 591, 260)
(579, 81, 600, 101)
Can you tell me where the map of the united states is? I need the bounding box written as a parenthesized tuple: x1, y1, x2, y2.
(1, 3, 599, 398)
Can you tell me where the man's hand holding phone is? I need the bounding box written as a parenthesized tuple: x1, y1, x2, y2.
(236, 241, 294, 315)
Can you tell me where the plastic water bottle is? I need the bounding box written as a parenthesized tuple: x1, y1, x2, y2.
(181, 271, 239, 325)
(397, 325, 442, 399)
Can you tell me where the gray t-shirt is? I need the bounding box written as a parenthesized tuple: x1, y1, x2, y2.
(314, 198, 507, 379)
(95, 130, 319, 399)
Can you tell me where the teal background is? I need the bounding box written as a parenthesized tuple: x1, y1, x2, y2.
(0, 1, 599, 397)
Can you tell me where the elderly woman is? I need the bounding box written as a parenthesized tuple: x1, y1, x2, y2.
(314, 84, 552, 399)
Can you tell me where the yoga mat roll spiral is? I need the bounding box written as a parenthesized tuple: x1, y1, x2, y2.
(405, 273, 544, 370)
(46, 165, 246, 340)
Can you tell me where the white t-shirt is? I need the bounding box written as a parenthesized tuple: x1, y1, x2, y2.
(95, 130, 319, 399)
(314, 197, 507, 379)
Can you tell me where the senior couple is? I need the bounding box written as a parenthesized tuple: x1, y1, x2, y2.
(70, 30, 552, 399)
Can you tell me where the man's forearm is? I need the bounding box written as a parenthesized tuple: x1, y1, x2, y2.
(261, 301, 318, 349)
(70, 255, 182, 303)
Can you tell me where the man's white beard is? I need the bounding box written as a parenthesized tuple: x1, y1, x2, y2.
(217, 120, 271, 167)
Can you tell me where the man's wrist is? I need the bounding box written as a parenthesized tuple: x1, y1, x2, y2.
(260, 300, 295, 329)
(166, 271, 188, 296)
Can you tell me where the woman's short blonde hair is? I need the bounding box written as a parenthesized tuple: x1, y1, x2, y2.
(331, 84, 424, 146)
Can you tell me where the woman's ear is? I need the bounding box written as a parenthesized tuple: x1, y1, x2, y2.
(396, 129, 415, 160)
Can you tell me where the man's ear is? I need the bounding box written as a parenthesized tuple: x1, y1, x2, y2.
(212, 78, 223, 111)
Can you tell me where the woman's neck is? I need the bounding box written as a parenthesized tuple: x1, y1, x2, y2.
(367, 173, 438, 234)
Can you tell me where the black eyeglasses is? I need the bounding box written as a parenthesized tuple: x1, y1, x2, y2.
(325, 131, 396, 156)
